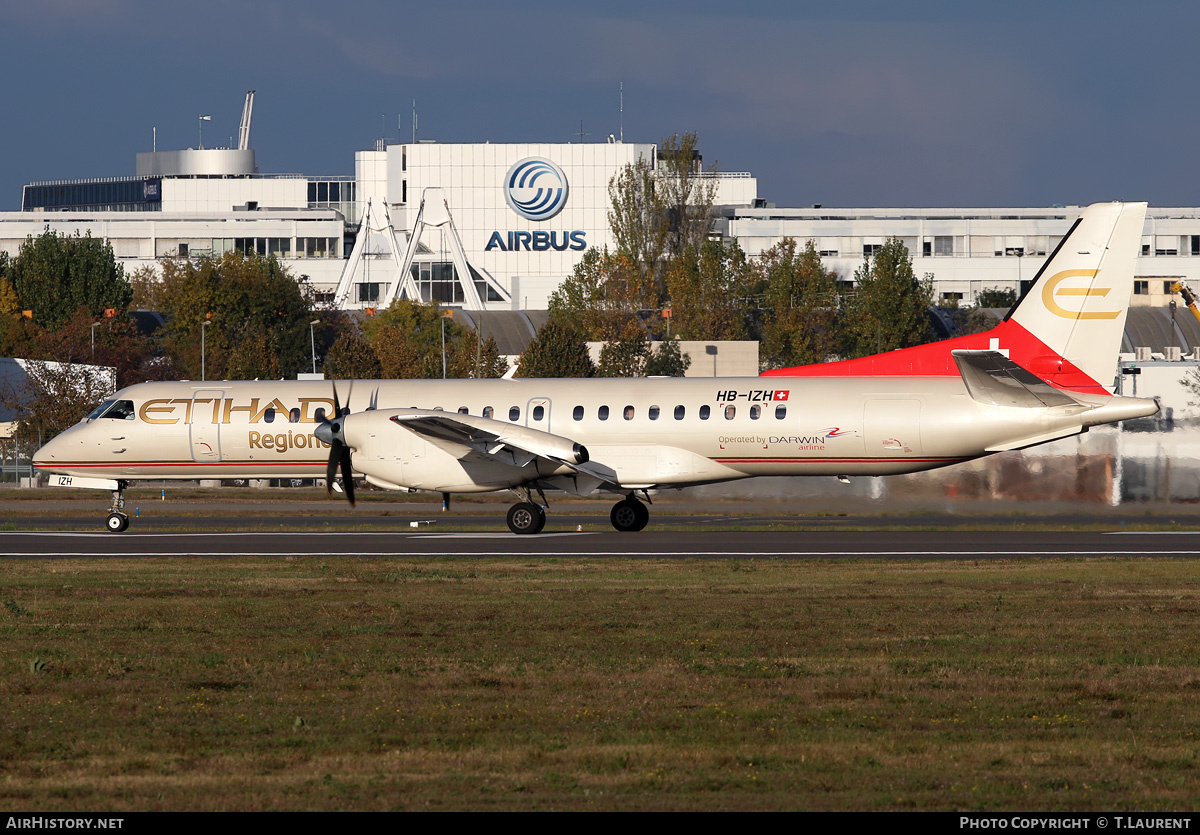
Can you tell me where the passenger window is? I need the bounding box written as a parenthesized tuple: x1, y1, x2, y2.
(649, 405, 660, 421)
(314, 408, 327, 422)
(598, 406, 609, 421)
(483, 406, 493, 419)
(532, 405, 545, 421)
(263, 408, 276, 424)
(289, 408, 301, 423)
(699, 405, 710, 420)
(724, 405, 736, 420)
(674, 405, 685, 420)
(750, 405, 761, 420)
(509, 406, 520, 421)
(573, 405, 584, 421)
(623, 405, 634, 420)
(775, 405, 787, 420)
(458, 407, 469, 414)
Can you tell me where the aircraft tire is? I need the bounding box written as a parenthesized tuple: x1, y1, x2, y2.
(507, 502, 546, 535)
(610, 499, 649, 532)
(106, 512, 129, 533)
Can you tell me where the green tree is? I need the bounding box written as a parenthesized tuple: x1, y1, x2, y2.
(608, 152, 668, 291)
(643, 338, 691, 377)
(5, 359, 114, 446)
(9, 230, 132, 329)
(597, 319, 650, 377)
(658, 131, 718, 261)
(663, 239, 755, 341)
(156, 252, 314, 380)
(515, 318, 595, 378)
(363, 299, 502, 379)
(975, 287, 1018, 309)
(547, 248, 650, 341)
(840, 238, 934, 359)
(758, 239, 841, 368)
(324, 328, 383, 379)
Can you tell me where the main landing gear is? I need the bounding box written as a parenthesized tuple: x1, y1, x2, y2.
(506, 484, 548, 535)
(105, 481, 130, 533)
(505, 487, 652, 535)
(610, 496, 649, 532)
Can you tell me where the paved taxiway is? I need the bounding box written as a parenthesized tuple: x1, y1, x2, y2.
(3, 529, 1199, 558)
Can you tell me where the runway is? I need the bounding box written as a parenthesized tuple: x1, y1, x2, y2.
(4, 528, 1200, 558)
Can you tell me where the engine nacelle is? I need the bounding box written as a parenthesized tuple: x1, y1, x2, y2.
(339, 408, 588, 493)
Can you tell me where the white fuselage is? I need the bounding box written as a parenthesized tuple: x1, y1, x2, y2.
(32, 376, 1156, 494)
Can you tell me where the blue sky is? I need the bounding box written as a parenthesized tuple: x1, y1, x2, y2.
(1, 1, 1197, 210)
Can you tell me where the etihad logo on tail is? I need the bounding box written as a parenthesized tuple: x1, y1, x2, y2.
(1041, 270, 1121, 320)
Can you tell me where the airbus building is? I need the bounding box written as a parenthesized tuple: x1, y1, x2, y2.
(3, 93, 1200, 317)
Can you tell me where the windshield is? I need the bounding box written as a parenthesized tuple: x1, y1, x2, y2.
(89, 400, 135, 421)
(86, 400, 115, 421)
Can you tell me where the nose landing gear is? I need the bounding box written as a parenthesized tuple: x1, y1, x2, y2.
(105, 481, 130, 533)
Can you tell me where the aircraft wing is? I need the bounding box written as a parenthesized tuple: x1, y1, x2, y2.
(387, 410, 618, 490)
(951, 350, 1081, 408)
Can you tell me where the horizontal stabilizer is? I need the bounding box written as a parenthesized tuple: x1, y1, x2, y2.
(952, 350, 1080, 408)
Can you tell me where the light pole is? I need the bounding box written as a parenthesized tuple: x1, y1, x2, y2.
(198, 114, 211, 149)
(309, 319, 320, 374)
(201, 320, 211, 381)
(90, 322, 101, 361)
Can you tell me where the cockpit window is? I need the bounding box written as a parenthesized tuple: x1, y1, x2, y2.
(86, 400, 115, 421)
(93, 400, 135, 420)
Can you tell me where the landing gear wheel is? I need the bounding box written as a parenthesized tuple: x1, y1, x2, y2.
(106, 512, 129, 533)
(610, 499, 649, 532)
(507, 502, 546, 535)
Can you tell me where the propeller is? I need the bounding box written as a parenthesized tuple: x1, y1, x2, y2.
(314, 382, 355, 507)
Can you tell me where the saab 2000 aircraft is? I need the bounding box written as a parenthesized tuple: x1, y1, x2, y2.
(33, 202, 1158, 534)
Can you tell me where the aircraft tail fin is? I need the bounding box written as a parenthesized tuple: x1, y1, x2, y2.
(1002, 201, 1146, 392)
(761, 201, 1147, 393)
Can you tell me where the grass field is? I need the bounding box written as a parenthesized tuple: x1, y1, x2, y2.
(3, 555, 1200, 811)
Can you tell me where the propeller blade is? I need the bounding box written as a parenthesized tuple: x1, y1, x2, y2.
(340, 445, 356, 507)
(325, 439, 342, 500)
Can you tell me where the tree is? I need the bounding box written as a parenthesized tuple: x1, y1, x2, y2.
(597, 319, 651, 377)
(644, 338, 691, 377)
(607, 152, 668, 290)
(9, 230, 132, 330)
(156, 252, 315, 380)
(663, 239, 755, 341)
(547, 247, 650, 341)
(363, 299, 504, 379)
(658, 131, 718, 261)
(324, 328, 382, 379)
(975, 287, 1018, 309)
(840, 238, 934, 359)
(5, 360, 114, 446)
(515, 318, 595, 378)
(758, 238, 841, 368)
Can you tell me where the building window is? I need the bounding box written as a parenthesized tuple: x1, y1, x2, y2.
(863, 244, 881, 258)
(357, 283, 381, 303)
(1134, 281, 1149, 295)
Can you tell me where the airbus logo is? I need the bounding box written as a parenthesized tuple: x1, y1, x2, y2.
(504, 157, 569, 221)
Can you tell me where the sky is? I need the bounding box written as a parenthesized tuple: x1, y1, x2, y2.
(1, 0, 1198, 211)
